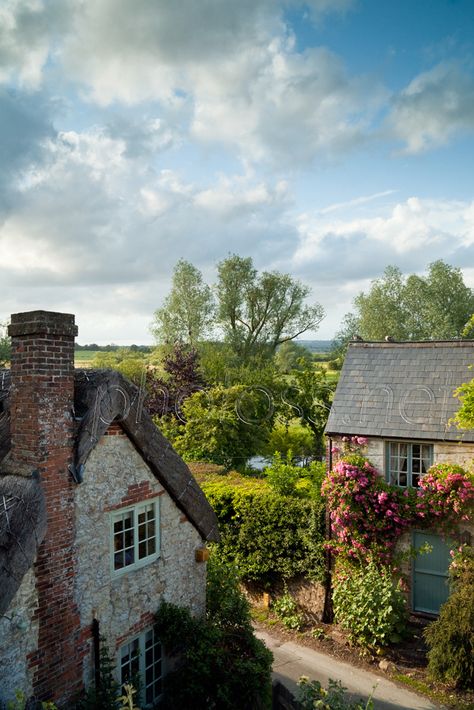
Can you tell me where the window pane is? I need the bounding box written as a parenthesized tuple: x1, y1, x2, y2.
(148, 537, 156, 555)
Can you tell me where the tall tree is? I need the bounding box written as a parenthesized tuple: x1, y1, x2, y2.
(216, 254, 324, 360)
(345, 260, 474, 343)
(152, 260, 214, 346)
(0, 323, 11, 367)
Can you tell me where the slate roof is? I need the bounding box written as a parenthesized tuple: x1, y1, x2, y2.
(325, 340, 474, 442)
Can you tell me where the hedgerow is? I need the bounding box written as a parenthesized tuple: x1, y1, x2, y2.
(200, 476, 326, 586)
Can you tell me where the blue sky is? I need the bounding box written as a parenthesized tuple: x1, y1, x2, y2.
(1, 0, 474, 343)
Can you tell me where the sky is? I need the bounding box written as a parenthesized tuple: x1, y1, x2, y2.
(1, 0, 474, 344)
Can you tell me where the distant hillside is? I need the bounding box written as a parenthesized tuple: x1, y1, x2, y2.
(296, 339, 333, 353)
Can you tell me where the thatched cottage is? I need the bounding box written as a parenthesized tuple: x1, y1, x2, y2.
(326, 339, 474, 615)
(0, 310, 219, 708)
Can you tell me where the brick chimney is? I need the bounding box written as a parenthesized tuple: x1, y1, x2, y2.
(8, 311, 86, 705)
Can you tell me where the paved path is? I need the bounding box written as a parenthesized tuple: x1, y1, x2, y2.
(255, 628, 442, 710)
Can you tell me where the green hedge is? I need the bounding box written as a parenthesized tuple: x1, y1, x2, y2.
(201, 477, 326, 586)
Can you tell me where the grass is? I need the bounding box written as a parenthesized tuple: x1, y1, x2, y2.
(74, 350, 102, 362)
(394, 673, 474, 709)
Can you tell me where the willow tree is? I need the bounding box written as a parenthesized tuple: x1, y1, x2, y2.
(216, 254, 324, 360)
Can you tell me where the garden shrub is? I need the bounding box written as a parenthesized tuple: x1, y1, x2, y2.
(264, 452, 325, 499)
(201, 476, 326, 586)
(323, 455, 474, 564)
(297, 677, 374, 710)
(272, 592, 304, 631)
(425, 545, 474, 689)
(332, 559, 408, 649)
(154, 552, 273, 709)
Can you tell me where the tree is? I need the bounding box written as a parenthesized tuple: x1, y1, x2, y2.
(280, 368, 335, 458)
(331, 312, 361, 359)
(151, 259, 215, 346)
(0, 322, 11, 367)
(274, 341, 314, 374)
(170, 384, 273, 470)
(345, 261, 474, 342)
(146, 342, 206, 419)
(216, 254, 324, 360)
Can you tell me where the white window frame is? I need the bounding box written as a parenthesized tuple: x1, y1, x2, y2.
(118, 626, 163, 708)
(110, 499, 160, 577)
(385, 440, 433, 488)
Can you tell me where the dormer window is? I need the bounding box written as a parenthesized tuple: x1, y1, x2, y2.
(386, 441, 433, 487)
(111, 501, 160, 575)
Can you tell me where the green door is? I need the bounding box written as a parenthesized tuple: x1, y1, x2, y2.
(412, 532, 452, 615)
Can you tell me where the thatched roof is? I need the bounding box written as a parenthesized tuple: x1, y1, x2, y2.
(0, 474, 47, 616)
(0, 368, 219, 615)
(72, 369, 219, 543)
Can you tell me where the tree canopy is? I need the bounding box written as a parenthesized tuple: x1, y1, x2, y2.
(216, 254, 324, 359)
(0, 323, 11, 367)
(336, 260, 474, 346)
(152, 255, 324, 361)
(151, 259, 215, 346)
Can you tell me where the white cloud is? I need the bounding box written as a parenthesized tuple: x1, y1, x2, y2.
(388, 62, 474, 153)
(0, 0, 65, 89)
(293, 196, 474, 281)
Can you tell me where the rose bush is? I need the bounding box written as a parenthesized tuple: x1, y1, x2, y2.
(323, 452, 474, 564)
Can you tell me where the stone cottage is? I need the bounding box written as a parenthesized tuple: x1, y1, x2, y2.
(325, 339, 474, 615)
(0, 310, 219, 708)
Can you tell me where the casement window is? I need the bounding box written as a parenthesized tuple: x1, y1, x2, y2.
(119, 626, 163, 707)
(385, 441, 433, 487)
(111, 501, 159, 575)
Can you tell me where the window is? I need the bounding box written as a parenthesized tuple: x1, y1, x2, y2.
(386, 441, 433, 487)
(119, 627, 163, 707)
(111, 501, 159, 574)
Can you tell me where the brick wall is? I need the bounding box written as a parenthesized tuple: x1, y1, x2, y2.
(8, 311, 87, 707)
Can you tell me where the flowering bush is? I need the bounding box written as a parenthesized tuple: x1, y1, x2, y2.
(322, 455, 415, 562)
(323, 453, 474, 564)
(418, 464, 474, 528)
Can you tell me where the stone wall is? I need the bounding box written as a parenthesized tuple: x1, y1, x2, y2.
(74, 432, 207, 686)
(0, 569, 38, 703)
(331, 436, 474, 477)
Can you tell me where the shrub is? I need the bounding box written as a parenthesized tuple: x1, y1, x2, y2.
(201, 476, 326, 586)
(264, 452, 301, 496)
(297, 677, 374, 710)
(155, 552, 273, 709)
(272, 592, 304, 631)
(332, 559, 408, 649)
(425, 545, 474, 689)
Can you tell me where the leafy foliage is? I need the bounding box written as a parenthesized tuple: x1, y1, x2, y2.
(297, 677, 375, 710)
(332, 559, 409, 649)
(272, 592, 304, 630)
(90, 348, 147, 385)
(323, 453, 474, 563)
(151, 259, 215, 346)
(263, 422, 315, 462)
(155, 552, 273, 709)
(77, 640, 121, 710)
(168, 384, 273, 469)
(6, 692, 57, 709)
(263, 452, 324, 498)
(216, 254, 324, 359)
(281, 367, 335, 457)
(425, 545, 474, 689)
(274, 341, 314, 373)
(338, 260, 474, 344)
(201, 475, 326, 585)
(146, 342, 206, 418)
(0, 322, 11, 367)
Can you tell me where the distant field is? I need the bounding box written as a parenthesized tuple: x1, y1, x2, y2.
(74, 350, 102, 364)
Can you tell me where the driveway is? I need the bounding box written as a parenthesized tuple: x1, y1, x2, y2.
(255, 628, 443, 710)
